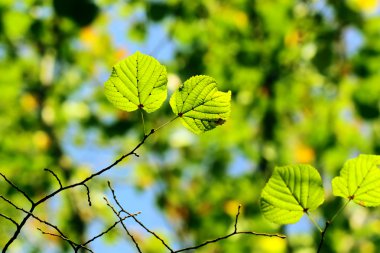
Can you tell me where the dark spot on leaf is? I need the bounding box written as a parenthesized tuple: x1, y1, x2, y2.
(138, 104, 144, 109)
(303, 208, 309, 213)
(348, 195, 355, 200)
(178, 112, 183, 117)
(216, 118, 226, 125)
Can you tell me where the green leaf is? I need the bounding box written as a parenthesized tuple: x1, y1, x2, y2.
(260, 165, 324, 224)
(169, 75, 231, 134)
(332, 154, 380, 207)
(104, 51, 167, 113)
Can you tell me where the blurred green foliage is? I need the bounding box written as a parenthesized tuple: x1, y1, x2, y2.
(0, 0, 379, 252)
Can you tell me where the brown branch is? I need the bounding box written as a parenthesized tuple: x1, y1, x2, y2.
(1, 195, 76, 250)
(173, 205, 285, 253)
(317, 221, 331, 253)
(106, 183, 285, 253)
(0, 213, 18, 227)
(1, 129, 156, 252)
(80, 211, 141, 249)
(104, 197, 143, 253)
(83, 183, 92, 206)
(107, 181, 174, 252)
(44, 168, 62, 188)
(1, 125, 285, 252)
(37, 229, 92, 253)
(0, 173, 34, 205)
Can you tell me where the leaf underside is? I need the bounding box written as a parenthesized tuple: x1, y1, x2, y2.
(260, 164, 324, 224)
(332, 154, 380, 207)
(104, 51, 167, 113)
(169, 75, 231, 134)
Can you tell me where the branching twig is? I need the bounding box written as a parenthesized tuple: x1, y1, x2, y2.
(104, 197, 143, 253)
(173, 205, 285, 253)
(80, 211, 141, 249)
(1, 129, 156, 252)
(1, 195, 76, 250)
(317, 199, 350, 252)
(37, 228, 93, 253)
(106, 182, 286, 253)
(38, 228, 88, 252)
(107, 181, 174, 252)
(0, 121, 285, 252)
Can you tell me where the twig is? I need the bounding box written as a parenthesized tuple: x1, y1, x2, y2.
(107, 181, 174, 252)
(234, 205, 241, 232)
(37, 229, 92, 253)
(0, 173, 34, 205)
(44, 168, 62, 188)
(173, 205, 286, 253)
(80, 211, 141, 248)
(83, 183, 92, 206)
(106, 183, 285, 253)
(317, 221, 331, 253)
(1, 195, 76, 250)
(104, 197, 143, 253)
(317, 199, 350, 252)
(0, 213, 18, 227)
(2, 128, 156, 252)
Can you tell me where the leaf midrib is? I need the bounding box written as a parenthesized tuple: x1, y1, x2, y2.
(179, 76, 215, 114)
(351, 158, 380, 198)
(277, 169, 305, 210)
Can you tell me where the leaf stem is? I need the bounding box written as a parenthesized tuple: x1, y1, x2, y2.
(154, 116, 179, 132)
(330, 199, 350, 223)
(140, 109, 146, 135)
(306, 212, 322, 232)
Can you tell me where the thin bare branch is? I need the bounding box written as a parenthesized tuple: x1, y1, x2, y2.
(234, 204, 241, 233)
(0, 213, 18, 227)
(81, 211, 141, 248)
(0, 173, 34, 205)
(83, 183, 92, 206)
(104, 197, 143, 253)
(317, 221, 331, 253)
(173, 205, 285, 253)
(37, 229, 92, 253)
(107, 181, 174, 252)
(44, 168, 62, 188)
(2, 128, 156, 252)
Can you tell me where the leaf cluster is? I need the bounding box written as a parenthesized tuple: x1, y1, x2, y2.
(104, 51, 231, 134)
(261, 154, 380, 251)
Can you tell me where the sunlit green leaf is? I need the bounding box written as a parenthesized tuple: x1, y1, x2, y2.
(104, 51, 167, 113)
(169, 75, 231, 134)
(260, 165, 324, 224)
(332, 154, 380, 207)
